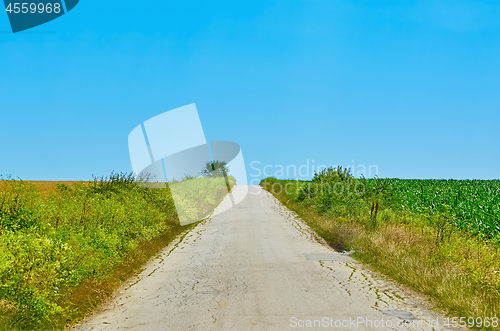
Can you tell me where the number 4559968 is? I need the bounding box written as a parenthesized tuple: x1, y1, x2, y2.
(444, 317, 498, 328)
(5, 3, 62, 14)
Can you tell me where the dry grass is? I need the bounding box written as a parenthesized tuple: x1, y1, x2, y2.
(29, 181, 89, 198)
(0, 181, 89, 198)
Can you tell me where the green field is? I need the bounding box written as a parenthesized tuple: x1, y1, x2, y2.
(378, 179, 500, 239)
(275, 168, 500, 243)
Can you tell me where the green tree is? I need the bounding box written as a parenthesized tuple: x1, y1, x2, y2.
(201, 160, 229, 178)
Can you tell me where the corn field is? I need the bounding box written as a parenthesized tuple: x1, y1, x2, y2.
(370, 179, 500, 239)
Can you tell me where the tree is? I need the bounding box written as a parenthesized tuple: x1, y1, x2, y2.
(201, 160, 229, 178)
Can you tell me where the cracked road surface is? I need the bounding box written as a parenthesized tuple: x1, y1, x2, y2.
(74, 186, 457, 331)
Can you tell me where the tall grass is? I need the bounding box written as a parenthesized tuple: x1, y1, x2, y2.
(0, 173, 232, 330)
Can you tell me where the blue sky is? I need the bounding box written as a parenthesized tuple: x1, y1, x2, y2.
(0, 0, 499, 181)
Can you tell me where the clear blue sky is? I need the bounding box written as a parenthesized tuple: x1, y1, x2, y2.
(1, 0, 499, 181)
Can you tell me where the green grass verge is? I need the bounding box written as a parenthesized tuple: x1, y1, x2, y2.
(261, 176, 500, 330)
(0, 173, 233, 330)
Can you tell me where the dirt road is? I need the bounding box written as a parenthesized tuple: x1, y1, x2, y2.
(74, 186, 456, 330)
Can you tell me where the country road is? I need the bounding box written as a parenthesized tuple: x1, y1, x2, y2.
(73, 186, 458, 331)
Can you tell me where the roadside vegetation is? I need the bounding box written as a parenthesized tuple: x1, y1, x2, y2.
(0, 171, 233, 330)
(261, 169, 500, 327)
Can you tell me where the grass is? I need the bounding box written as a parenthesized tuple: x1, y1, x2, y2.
(0, 173, 233, 330)
(261, 174, 500, 330)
